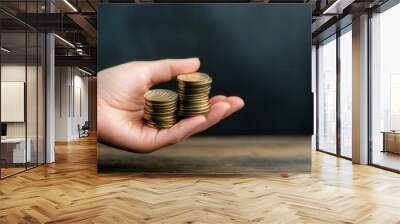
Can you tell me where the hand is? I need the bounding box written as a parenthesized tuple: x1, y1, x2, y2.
(97, 58, 244, 153)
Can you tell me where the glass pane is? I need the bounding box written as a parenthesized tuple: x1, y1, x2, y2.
(26, 0, 39, 169)
(38, 32, 45, 165)
(318, 36, 337, 154)
(340, 29, 352, 158)
(371, 5, 400, 171)
(1, 30, 27, 177)
(0, 1, 46, 178)
(27, 31, 38, 169)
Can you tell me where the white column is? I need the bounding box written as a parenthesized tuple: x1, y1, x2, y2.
(352, 14, 369, 164)
(55, 67, 73, 141)
(312, 45, 317, 150)
(46, 33, 55, 163)
(45, 1, 55, 163)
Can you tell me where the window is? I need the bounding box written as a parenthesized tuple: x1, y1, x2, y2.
(317, 35, 337, 154)
(316, 26, 353, 159)
(339, 27, 352, 158)
(370, 3, 400, 171)
(0, 1, 46, 179)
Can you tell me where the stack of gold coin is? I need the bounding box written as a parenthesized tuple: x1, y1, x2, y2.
(143, 89, 178, 129)
(177, 72, 212, 117)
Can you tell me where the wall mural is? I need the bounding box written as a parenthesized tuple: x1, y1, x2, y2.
(97, 3, 312, 174)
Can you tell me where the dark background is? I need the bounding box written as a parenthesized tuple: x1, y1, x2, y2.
(98, 3, 313, 135)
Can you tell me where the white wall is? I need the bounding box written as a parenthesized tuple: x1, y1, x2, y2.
(72, 73, 89, 138)
(312, 45, 317, 150)
(55, 66, 89, 141)
(55, 66, 70, 141)
(1, 65, 26, 139)
(1, 63, 46, 164)
(1, 65, 38, 138)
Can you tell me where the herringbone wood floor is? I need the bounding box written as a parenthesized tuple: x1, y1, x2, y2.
(1, 136, 400, 224)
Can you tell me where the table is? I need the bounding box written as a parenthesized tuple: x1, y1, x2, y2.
(1, 138, 31, 164)
(382, 131, 400, 154)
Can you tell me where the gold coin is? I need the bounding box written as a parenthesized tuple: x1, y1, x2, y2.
(142, 72, 214, 127)
(144, 89, 178, 103)
(145, 102, 177, 109)
(179, 95, 209, 100)
(177, 72, 212, 85)
(143, 117, 176, 122)
(177, 78, 211, 85)
(179, 110, 210, 115)
(179, 104, 209, 109)
(179, 100, 209, 105)
(177, 90, 210, 96)
(144, 107, 176, 113)
(179, 106, 210, 111)
(144, 122, 176, 127)
(145, 101, 177, 107)
(144, 118, 176, 123)
(145, 122, 174, 129)
(179, 93, 209, 98)
(143, 116, 177, 122)
(179, 109, 210, 114)
(146, 121, 177, 125)
(178, 84, 211, 90)
(180, 102, 209, 106)
(145, 120, 176, 125)
(143, 89, 179, 129)
(144, 115, 176, 121)
(179, 112, 209, 117)
(144, 105, 177, 111)
(145, 110, 175, 115)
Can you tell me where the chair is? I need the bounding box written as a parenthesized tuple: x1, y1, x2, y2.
(78, 121, 90, 138)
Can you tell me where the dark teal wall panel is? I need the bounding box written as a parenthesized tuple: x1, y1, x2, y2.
(98, 3, 312, 135)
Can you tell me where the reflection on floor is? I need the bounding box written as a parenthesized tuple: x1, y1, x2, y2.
(98, 136, 311, 174)
(0, 163, 42, 178)
(373, 150, 400, 171)
(1, 136, 400, 223)
(0, 167, 25, 178)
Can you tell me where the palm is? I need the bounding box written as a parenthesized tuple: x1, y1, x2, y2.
(98, 58, 244, 153)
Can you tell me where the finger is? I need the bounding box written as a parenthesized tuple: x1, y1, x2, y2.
(209, 95, 227, 106)
(184, 101, 232, 137)
(145, 97, 244, 151)
(153, 115, 207, 149)
(187, 96, 244, 135)
(221, 96, 245, 119)
(145, 58, 200, 87)
(153, 102, 231, 149)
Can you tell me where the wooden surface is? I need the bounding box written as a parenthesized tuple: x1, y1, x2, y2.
(1, 135, 400, 223)
(98, 136, 310, 174)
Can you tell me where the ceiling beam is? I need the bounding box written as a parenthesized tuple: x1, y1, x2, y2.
(67, 14, 97, 46)
(55, 55, 96, 71)
(322, 0, 356, 14)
